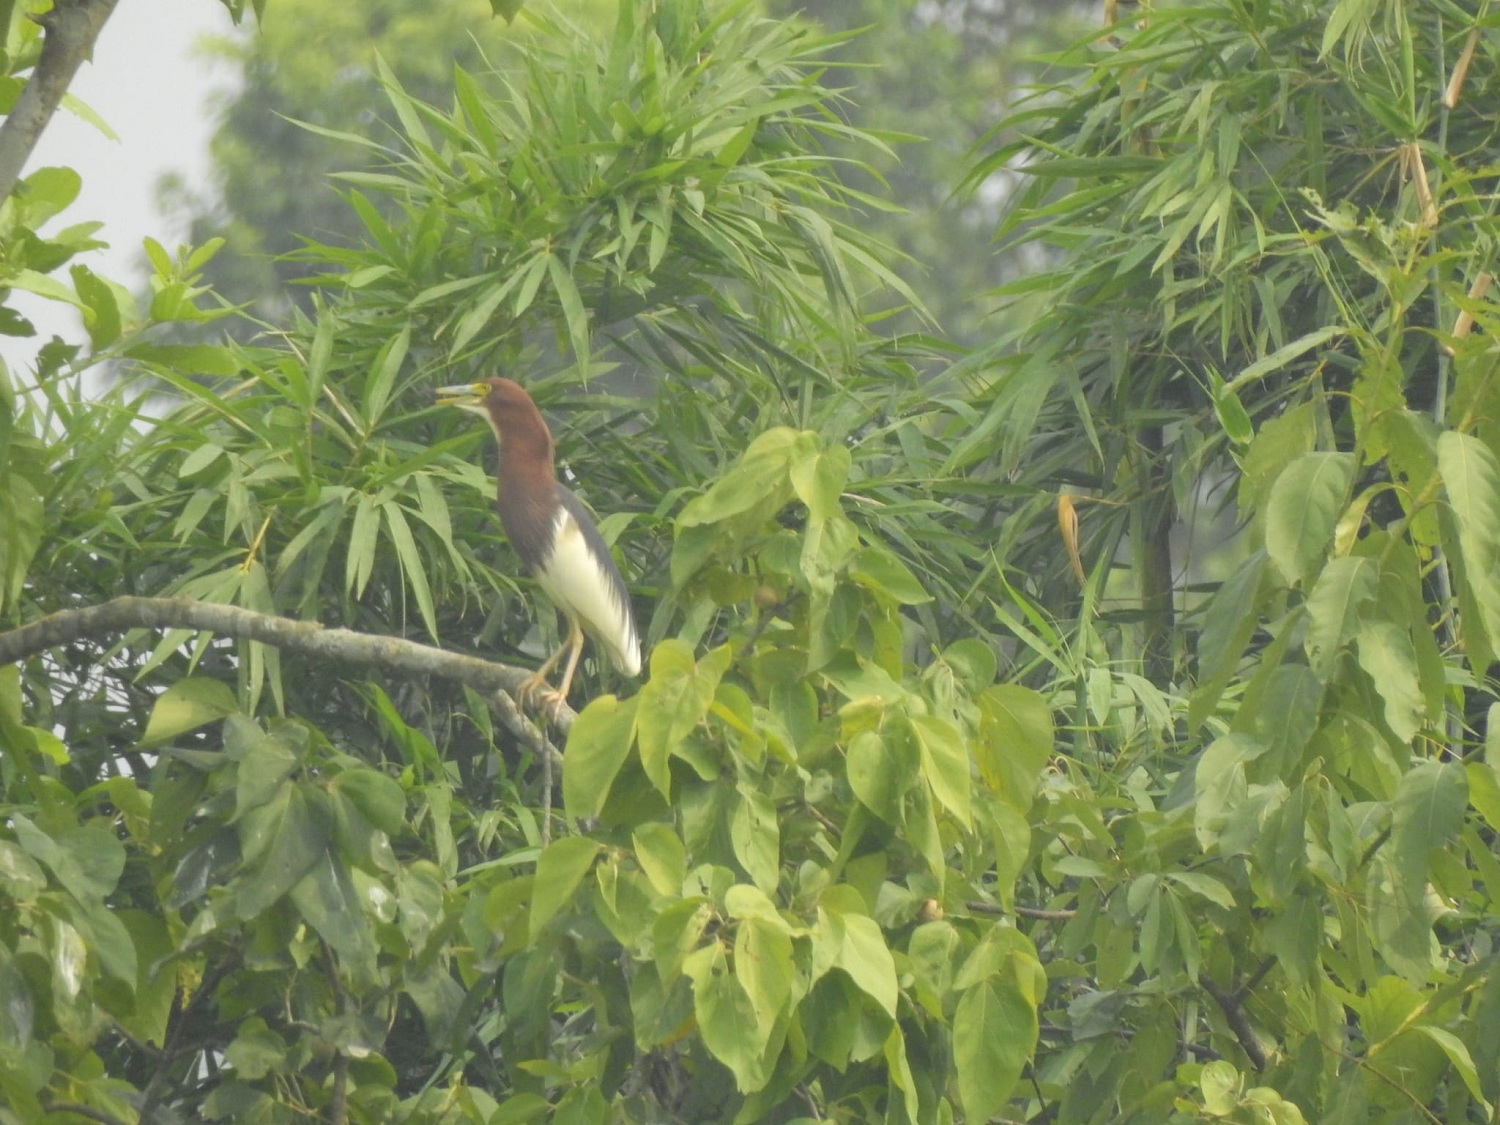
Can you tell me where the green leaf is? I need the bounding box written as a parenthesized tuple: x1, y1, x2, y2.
(546, 251, 590, 368)
(729, 785, 779, 893)
(635, 642, 726, 796)
(735, 915, 793, 1047)
(563, 694, 638, 819)
(232, 719, 300, 817)
(124, 343, 242, 377)
(11, 816, 124, 902)
(830, 910, 898, 1019)
(1302, 556, 1377, 680)
(975, 684, 1053, 812)
(1390, 762, 1467, 897)
(846, 727, 917, 824)
(1228, 326, 1345, 391)
(289, 848, 377, 969)
(1166, 872, 1238, 910)
(954, 970, 1036, 1120)
(684, 942, 767, 1091)
(224, 1017, 287, 1080)
(331, 768, 406, 835)
(1438, 432, 1500, 647)
(140, 677, 237, 746)
(632, 822, 686, 896)
(70, 264, 121, 350)
(1194, 734, 1265, 850)
(235, 785, 327, 917)
(1265, 452, 1354, 586)
(364, 322, 410, 423)
(1356, 619, 1425, 743)
(381, 501, 438, 638)
(529, 836, 602, 940)
(1414, 1026, 1493, 1115)
(1239, 403, 1318, 518)
(908, 713, 971, 826)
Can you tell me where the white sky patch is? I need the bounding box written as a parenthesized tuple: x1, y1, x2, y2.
(2, 0, 238, 370)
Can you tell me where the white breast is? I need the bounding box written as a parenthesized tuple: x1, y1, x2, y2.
(533, 504, 641, 676)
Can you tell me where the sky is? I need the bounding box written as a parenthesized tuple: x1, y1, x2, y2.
(5, 0, 236, 364)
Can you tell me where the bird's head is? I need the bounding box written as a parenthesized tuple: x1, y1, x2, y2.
(435, 376, 533, 417)
(435, 377, 553, 457)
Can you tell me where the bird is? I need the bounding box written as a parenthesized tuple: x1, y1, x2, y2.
(435, 377, 641, 715)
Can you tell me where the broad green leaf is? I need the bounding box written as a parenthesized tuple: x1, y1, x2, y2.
(635, 642, 726, 796)
(683, 942, 766, 1091)
(563, 694, 638, 819)
(975, 684, 1053, 811)
(729, 785, 779, 893)
(848, 545, 933, 605)
(1166, 872, 1237, 910)
(289, 848, 377, 969)
(1467, 762, 1500, 832)
(884, 1026, 920, 1123)
(1239, 403, 1317, 518)
(954, 971, 1035, 1120)
(11, 816, 124, 903)
(632, 822, 686, 896)
(1194, 734, 1265, 850)
(529, 836, 602, 940)
(789, 442, 850, 523)
(71, 264, 121, 350)
(1265, 452, 1354, 586)
(1200, 1061, 1241, 1115)
(235, 785, 327, 917)
(224, 1017, 287, 1080)
(1267, 893, 1322, 987)
(735, 915, 793, 1046)
(1356, 619, 1425, 744)
(1414, 1027, 1493, 1115)
(1438, 432, 1500, 646)
(331, 768, 406, 835)
(1390, 762, 1466, 897)
(846, 727, 916, 824)
(908, 713, 971, 827)
(140, 677, 237, 746)
(830, 910, 897, 1019)
(1302, 556, 1377, 680)
(233, 720, 300, 817)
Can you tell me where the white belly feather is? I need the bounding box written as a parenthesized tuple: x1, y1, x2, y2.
(533, 504, 642, 676)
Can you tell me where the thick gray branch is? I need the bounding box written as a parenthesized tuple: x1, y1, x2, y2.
(0, 595, 574, 735)
(0, 0, 122, 203)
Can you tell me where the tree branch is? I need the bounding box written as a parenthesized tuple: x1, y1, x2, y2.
(0, 0, 123, 203)
(0, 595, 577, 737)
(1200, 975, 1269, 1071)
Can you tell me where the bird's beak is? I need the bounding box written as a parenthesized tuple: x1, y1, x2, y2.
(434, 383, 488, 408)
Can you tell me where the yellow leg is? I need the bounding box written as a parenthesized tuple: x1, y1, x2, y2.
(552, 616, 587, 705)
(517, 615, 585, 719)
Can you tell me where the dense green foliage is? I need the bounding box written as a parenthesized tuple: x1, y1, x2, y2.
(4, 0, 1500, 1122)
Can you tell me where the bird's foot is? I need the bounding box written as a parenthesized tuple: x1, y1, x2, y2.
(516, 676, 568, 722)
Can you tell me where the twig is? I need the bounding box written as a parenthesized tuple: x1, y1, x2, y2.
(0, 0, 123, 202)
(330, 1052, 349, 1125)
(968, 901, 1078, 921)
(0, 596, 578, 747)
(1200, 975, 1268, 1071)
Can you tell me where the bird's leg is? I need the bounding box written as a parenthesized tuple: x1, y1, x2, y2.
(517, 616, 585, 720)
(551, 616, 588, 711)
(517, 640, 568, 714)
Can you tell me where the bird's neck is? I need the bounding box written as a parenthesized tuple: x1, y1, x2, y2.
(491, 417, 556, 487)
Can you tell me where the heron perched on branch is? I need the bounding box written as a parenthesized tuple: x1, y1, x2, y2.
(436, 377, 641, 714)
